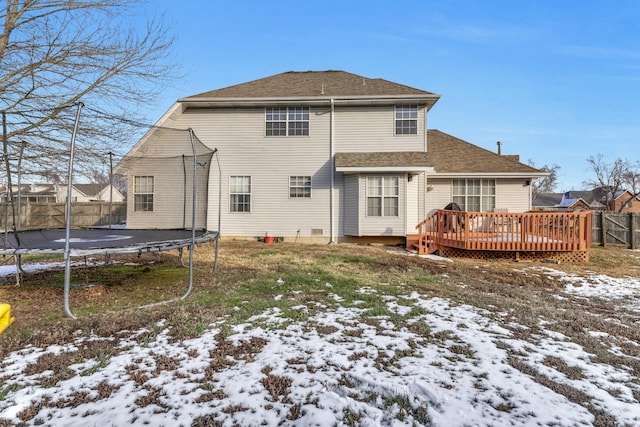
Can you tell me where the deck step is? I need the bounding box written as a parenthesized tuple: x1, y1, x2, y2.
(412, 241, 438, 255)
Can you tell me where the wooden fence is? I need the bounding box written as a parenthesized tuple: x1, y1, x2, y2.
(592, 212, 640, 248)
(0, 202, 126, 229)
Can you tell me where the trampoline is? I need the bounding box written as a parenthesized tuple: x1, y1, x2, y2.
(1, 103, 222, 319)
(0, 228, 218, 256)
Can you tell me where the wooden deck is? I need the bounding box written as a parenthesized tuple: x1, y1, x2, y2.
(411, 210, 592, 262)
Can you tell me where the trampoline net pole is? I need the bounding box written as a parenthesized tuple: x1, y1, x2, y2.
(63, 102, 83, 319)
(180, 128, 198, 300)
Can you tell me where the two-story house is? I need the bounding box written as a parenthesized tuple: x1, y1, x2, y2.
(117, 70, 546, 243)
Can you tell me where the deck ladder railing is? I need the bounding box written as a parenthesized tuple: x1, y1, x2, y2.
(416, 210, 592, 254)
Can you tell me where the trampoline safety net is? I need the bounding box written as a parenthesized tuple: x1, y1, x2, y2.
(116, 127, 215, 231)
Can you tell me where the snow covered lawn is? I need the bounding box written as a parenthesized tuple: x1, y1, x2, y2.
(1, 244, 639, 426)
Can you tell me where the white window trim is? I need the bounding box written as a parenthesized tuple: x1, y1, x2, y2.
(452, 178, 496, 212)
(265, 107, 310, 137)
(133, 176, 154, 212)
(289, 176, 312, 198)
(229, 176, 252, 213)
(366, 176, 400, 217)
(394, 105, 418, 136)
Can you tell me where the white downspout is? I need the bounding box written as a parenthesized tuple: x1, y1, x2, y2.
(423, 105, 428, 218)
(330, 98, 336, 243)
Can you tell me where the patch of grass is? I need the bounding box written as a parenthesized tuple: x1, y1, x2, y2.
(414, 274, 439, 284)
(319, 254, 376, 266)
(542, 355, 586, 380)
(0, 384, 20, 402)
(363, 305, 393, 318)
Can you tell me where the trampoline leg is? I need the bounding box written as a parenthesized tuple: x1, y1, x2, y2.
(13, 255, 21, 287)
(63, 255, 77, 319)
(179, 244, 194, 300)
(213, 236, 220, 272)
(16, 254, 25, 275)
(178, 247, 187, 268)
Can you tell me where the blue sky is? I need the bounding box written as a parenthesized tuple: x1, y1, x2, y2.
(146, 0, 640, 191)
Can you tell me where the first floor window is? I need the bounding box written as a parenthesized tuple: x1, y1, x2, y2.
(134, 176, 154, 211)
(230, 176, 251, 212)
(289, 176, 311, 198)
(453, 179, 495, 212)
(367, 176, 399, 216)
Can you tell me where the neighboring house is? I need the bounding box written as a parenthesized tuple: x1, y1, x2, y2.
(116, 70, 547, 242)
(58, 183, 126, 203)
(533, 192, 594, 211)
(1, 183, 124, 203)
(533, 188, 640, 212)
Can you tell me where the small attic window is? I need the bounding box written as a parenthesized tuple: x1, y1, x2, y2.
(395, 105, 417, 135)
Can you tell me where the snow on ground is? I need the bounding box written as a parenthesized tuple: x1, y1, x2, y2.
(528, 265, 640, 312)
(2, 263, 640, 426)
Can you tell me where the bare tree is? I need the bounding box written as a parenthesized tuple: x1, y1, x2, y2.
(527, 160, 560, 199)
(622, 161, 640, 194)
(584, 154, 633, 211)
(0, 1, 177, 185)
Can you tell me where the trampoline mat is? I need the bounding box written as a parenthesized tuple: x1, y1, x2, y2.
(0, 228, 217, 255)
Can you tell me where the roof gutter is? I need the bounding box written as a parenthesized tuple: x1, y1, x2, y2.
(427, 172, 550, 178)
(178, 94, 441, 109)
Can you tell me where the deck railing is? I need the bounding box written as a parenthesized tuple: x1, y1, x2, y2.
(416, 210, 592, 254)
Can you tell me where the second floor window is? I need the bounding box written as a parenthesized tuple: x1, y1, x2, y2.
(134, 176, 154, 212)
(395, 105, 418, 135)
(266, 107, 309, 136)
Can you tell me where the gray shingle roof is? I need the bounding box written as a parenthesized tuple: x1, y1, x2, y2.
(335, 130, 545, 175)
(533, 193, 564, 207)
(183, 70, 437, 99)
(426, 130, 541, 174)
(335, 152, 432, 168)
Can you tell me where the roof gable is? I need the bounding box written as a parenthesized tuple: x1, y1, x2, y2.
(74, 184, 106, 197)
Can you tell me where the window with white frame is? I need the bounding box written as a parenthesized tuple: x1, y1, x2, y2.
(230, 176, 251, 212)
(289, 176, 311, 198)
(134, 176, 154, 212)
(266, 107, 309, 136)
(395, 105, 418, 135)
(452, 179, 495, 212)
(367, 176, 399, 216)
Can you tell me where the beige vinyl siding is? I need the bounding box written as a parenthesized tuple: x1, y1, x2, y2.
(406, 174, 419, 234)
(359, 174, 406, 236)
(425, 178, 453, 215)
(343, 174, 359, 235)
(333, 105, 425, 152)
(495, 178, 531, 212)
(179, 106, 333, 238)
